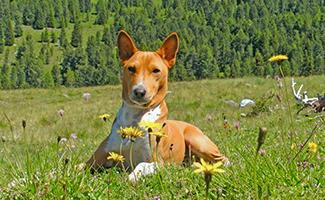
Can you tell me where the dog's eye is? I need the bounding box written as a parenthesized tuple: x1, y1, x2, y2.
(152, 69, 160, 74)
(128, 66, 136, 73)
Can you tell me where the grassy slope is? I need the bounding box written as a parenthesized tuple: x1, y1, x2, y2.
(0, 76, 324, 199)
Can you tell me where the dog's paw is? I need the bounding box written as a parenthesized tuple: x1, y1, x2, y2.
(128, 162, 158, 182)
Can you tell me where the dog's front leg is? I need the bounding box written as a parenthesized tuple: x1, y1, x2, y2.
(86, 136, 113, 171)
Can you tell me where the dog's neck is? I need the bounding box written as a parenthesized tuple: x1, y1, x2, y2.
(115, 101, 168, 127)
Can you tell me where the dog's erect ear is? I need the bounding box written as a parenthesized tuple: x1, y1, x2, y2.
(118, 30, 138, 63)
(157, 32, 179, 68)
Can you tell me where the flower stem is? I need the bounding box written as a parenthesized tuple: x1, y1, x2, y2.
(130, 142, 136, 181)
(279, 66, 295, 144)
(205, 174, 211, 199)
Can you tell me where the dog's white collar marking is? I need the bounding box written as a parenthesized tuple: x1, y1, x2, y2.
(105, 102, 161, 176)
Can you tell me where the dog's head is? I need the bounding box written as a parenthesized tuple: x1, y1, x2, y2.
(118, 30, 179, 108)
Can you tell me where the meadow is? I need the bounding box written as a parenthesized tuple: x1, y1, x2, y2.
(0, 76, 324, 199)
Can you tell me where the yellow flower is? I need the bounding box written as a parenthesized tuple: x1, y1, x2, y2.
(138, 121, 163, 130)
(291, 143, 296, 150)
(308, 142, 317, 153)
(118, 126, 144, 141)
(149, 130, 166, 138)
(99, 114, 111, 121)
(193, 158, 225, 175)
(107, 152, 125, 162)
(139, 121, 166, 139)
(268, 55, 288, 62)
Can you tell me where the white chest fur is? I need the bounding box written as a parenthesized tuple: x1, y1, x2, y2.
(104, 102, 161, 169)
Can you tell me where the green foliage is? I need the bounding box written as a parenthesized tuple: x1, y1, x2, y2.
(71, 21, 82, 47)
(59, 26, 68, 48)
(0, 0, 324, 89)
(1, 49, 11, 89)
(41, 29, 49, 43)
(51, 65, 62, 86)
(66, 68, 75, 87)
(0, 22, 4, 54)
(50, 31, 57, 43)
(4, 20, 15, 46)
(40, 70, 55, 88)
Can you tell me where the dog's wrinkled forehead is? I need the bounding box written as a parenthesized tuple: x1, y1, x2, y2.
(124, 52, 168, 70)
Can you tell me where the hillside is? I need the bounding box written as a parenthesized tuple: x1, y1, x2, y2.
(0, 0, 324, 89)
(0, 76, 324, 198)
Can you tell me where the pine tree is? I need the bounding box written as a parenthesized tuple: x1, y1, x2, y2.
(4, 20, 15, 46)
(0, 22, 4, 53)
(10, 64, 18, 89)
(47, 5, 56, 28)
(51, 65, 62, 86)
(102, 26, 111, 45)
(51, 31, 57, 44)
(14, 16, 23, 38)
(41, 29, 49, 43)
(22, 1, 35, 26)
(33, 2, 46, 29)
(16, 61, 26, 88)
(23, 34, 42, 87)
(86, 35, 100, 67)
(68, 0, 81, 23)
(95, 0, 108, 25)
(1, 49, 11, 89)
(66, 69, 75, 87)
(59, 26, 68, 48)
(40, 70, 54, 88)
(71, 21, 82, 47)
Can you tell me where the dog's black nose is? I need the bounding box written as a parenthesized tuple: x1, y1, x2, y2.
(133, 88, 146, 98)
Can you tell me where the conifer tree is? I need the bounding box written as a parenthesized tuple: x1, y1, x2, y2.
(51, 65, 62, 86)
(50, 31, 57, 44)
(10, 64, 18, 89)
(14, 16, 23, 38)
(59, 26, 68, 48)
(4, 20, 15, 46)
(33, 2, 46, 29)
(71, 21, 82, 47)
(1, 49, 11, 89)
(0, 22, 4, 54)
(41, 29, 50, 43)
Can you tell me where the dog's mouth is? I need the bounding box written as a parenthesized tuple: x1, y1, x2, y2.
(129, 94, 153, 107)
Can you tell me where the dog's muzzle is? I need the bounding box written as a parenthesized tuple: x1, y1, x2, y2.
(130, 84, 150, 105)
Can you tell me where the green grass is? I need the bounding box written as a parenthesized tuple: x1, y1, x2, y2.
(0, 76, 324, 199)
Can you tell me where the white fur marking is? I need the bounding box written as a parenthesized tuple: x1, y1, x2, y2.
(128, 162, 158, 182)
(141, 105, 161, 122)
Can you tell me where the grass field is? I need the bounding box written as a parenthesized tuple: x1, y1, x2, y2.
(0, 76, 324, 199)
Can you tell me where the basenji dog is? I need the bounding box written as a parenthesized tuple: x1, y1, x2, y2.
(86, 30, 227, 179)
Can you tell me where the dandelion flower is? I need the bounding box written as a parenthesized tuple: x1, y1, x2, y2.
(308, 142, 317, 153)
(107, 152, 125, 162)
(291, 143, 296, 150)
(268, 55, 288, 62)
(149, 130, 166, 138)
(99, 114, 111, 122)
(138, 121, 163, 130)
(118, 127, 144, 141)
(193, 158, 225, 175)
(193, 158, 225, 197)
